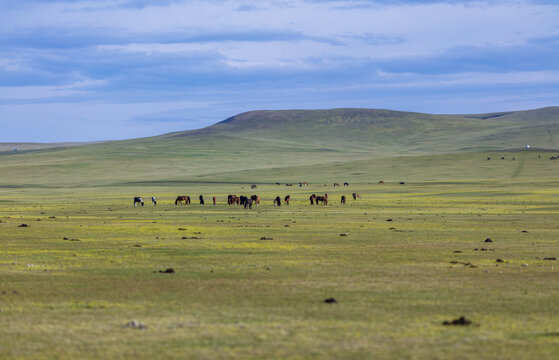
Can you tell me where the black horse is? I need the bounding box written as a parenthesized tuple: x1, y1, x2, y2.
(134, 197, 144, 207)
(310, 194, 316, 205)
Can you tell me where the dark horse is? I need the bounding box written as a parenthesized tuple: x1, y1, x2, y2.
(310, 194, 316, 205)
(274, 196, 281, 206)
(315, 193, 328, 205)
(244, 198, 253, 209)
(175, 196, 191, 205)
(251, 195, 260, 205)
(341, 195, 346, 204)
(228, 195, 240, 205)
(134, 197, 144, 207)
(284, 195, 291, 205)
(199, 195, 205, 205)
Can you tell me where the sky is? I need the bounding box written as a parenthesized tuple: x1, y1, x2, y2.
(1, 0, 559, 142)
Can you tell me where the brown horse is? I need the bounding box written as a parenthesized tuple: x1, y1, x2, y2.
(284, 195, 291, 205)
(341, 195, 346, 204)
(378, 180, 384, 184)
(228, 195, 240, 205)
(310, 194, 316, 205)
(175, 196, 190, 205)
(251, 195, 261, 205)
(352, 193, 360, 200)
(316, 194, 328, 205)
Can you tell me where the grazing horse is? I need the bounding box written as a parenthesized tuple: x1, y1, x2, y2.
(134, 197, 144, 207)
(399, 182, 405, 186)
(175, 196, 190, 205)
(284, 195, 291, 205)
(378, 180, 384, 184)
(213, 196, 216, 206)
(352, 193, 360, 200)
(316, 194, 328, 205)
(310, 194, 316, 205)
(199, 195, 205, 205)
(239, 195, 248, 206)
(251, 184, 257, 189)
(228, 195, 240, 205)
(344, 182, 349, 186)
(341, 195, 346, 204)
(333, 182, 340, 187)
(315, 196, 326, 205)
(251, 195, 261, 205)
(244, 198, 253, 209)
(151, 196, 157, 205)
(274, 196, 281, 206)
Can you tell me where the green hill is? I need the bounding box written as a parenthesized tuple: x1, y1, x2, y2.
(1, 107, 559, 188)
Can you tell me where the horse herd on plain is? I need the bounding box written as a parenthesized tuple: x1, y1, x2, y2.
(132, 182, 370, 208)
(133, 193, 362, 208)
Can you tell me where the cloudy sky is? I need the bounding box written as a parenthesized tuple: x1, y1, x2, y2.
(1, 0, 559, 142)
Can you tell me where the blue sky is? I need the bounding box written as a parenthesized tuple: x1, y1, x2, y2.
(1, 0, 559, 142)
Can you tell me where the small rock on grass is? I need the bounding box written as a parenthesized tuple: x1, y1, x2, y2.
(125, 320, 147, 329)
(442, 316, 472, 326)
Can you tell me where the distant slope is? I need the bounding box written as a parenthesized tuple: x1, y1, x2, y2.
(163, 107, 559, 153)
(1, 107, 558, 187)
(0, 142, 92, 152)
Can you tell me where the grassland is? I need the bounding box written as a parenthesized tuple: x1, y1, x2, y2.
(2, 107, 559, 358)
(2, 146, 559, 359)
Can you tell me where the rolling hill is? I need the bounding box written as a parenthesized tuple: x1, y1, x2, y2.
(1, 107, 559, 188)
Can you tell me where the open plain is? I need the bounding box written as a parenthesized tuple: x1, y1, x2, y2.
(2, 109, 559, 359)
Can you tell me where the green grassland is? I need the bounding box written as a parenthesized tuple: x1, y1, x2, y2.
(2, 108, 559, 359)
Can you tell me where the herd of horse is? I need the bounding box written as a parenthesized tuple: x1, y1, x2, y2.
(132, 182, 384, 207)
(135, 192, 362, 207)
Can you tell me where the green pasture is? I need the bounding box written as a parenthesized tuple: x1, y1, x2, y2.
(2, 149, 559, 359)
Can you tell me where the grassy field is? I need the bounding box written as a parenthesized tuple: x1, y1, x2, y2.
(2, 147, 559, 359)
